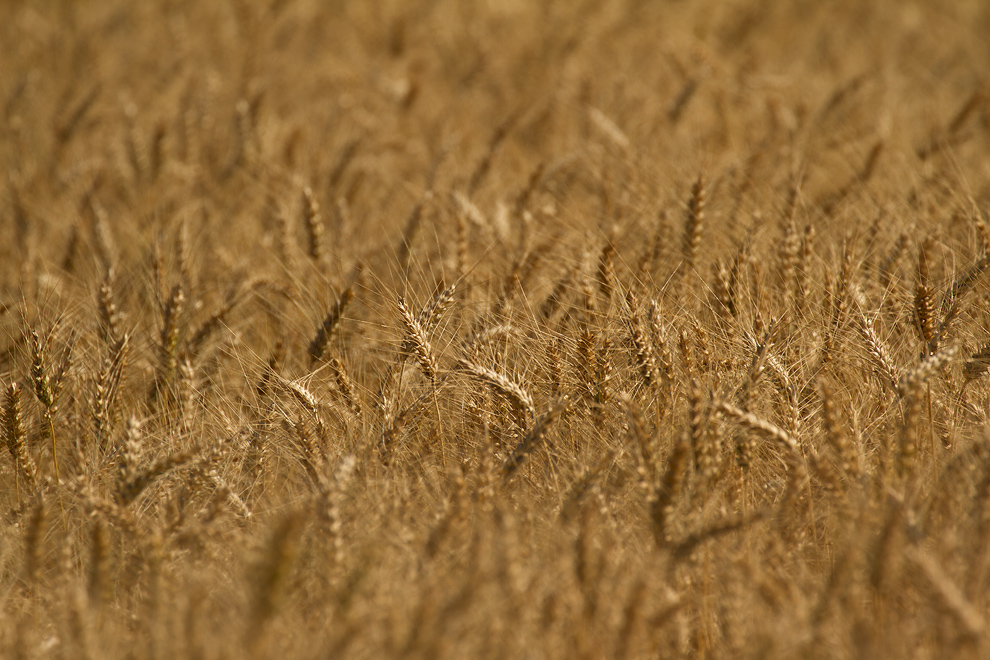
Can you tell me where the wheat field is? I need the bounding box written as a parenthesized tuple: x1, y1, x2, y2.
(3, 1, 990, 658)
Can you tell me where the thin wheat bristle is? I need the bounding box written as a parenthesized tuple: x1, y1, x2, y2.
(380, 391, 434, 464)
(185, 285, 245, 363)
(934, 251, 990, 350)
(455, 208, 470, 288)
(949, 251, 990, 300)
(546, 332, 564, 397)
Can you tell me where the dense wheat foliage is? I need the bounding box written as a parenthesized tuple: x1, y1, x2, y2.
(4, 1, 990, 658)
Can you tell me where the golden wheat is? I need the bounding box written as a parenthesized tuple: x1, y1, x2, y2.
(2, 1, 990, 658)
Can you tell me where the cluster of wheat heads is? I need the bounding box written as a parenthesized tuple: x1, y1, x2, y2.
(3, 0, 990, 658)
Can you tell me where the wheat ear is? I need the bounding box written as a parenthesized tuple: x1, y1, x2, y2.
(325, 353, 363, 417)
(30, 329, 64, 481)
(856, 314, 900, 394)
(502, 401, 569, 479)
(308, 285, 354, 366)
(93, 334, 129, 452)
(624, 289, 657, 390)
(3, 383, 36, 491)
(716, 401, 801, 456)
(457, 359, 535, 430)
(650, 429, 691, 546)
(302, 185, 324, 263)
(97, 267, 124, 345)
(681, 174, 705, 275)
(914, 234, 937, 352)
(398, 296, 439, 383)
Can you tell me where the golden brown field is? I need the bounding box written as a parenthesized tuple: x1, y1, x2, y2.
(3, 1, 990, 658)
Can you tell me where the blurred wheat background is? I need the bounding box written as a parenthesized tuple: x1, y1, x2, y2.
(3, 1, 990, 658)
